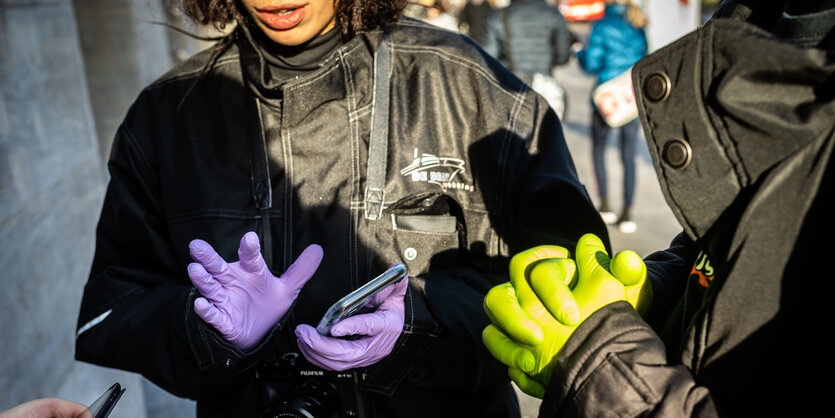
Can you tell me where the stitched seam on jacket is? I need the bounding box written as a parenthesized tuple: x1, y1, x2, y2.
(572, 352, 655, 418)
(494, 87, 527, 255)
(167, 208, 283, 223)
(118, 124, 160, 193)
(339, 46, 360, 290)
(147, 56, 239, 90)
(391, 44, 523, 102)
(565, 326, 653, 392)
(278, 100, 293, 270)
(634, 38, 696, 234)
(702, 23, 748, 187)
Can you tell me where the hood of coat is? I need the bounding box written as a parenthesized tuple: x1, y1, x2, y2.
(633, 18, 835, 251)
(604, 3, 628, 18)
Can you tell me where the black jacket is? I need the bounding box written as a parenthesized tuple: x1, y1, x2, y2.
(75, 18, 606, 417)
(539, 3, 835, 417)
(482, 0, 572, 76)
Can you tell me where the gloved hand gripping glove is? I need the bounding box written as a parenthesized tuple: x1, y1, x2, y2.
(483, 233, 651, 397)
(187, 231, 323, 351)
(295, 276, 408, 371)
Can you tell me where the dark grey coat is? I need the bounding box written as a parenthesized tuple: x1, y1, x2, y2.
(482, 0, 573, 77)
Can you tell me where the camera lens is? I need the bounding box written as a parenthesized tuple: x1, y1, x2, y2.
(261, 377, 340, 418)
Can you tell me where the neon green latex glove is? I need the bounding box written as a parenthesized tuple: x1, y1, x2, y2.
(483, 234, 652, 398)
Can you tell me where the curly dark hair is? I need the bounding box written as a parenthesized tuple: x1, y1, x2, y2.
(172, 0, 410, 39)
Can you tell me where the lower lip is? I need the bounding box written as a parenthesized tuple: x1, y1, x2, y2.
(256, 6, 306, 31)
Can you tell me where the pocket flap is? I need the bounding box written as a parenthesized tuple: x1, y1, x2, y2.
(395, 215, 457, 233)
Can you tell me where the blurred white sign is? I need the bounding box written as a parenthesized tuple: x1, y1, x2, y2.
(643, 0, 701, 51)
(592, 68, 637, 127)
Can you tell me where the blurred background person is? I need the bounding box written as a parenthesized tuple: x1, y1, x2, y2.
(423, 0, 461, 31)
(483, 0, 573, 119)
(576, 0, 647, 233)
(458, 0, 495, 46)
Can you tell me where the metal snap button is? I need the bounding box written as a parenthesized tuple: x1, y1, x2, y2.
(662, 138, 692, 169)
(404, 247, 417, 260)
(643, 72, 671, 102)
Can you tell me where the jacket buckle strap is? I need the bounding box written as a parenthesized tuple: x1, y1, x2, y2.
(364, 31, 391, 221)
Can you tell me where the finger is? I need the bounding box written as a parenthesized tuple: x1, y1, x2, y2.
(508, 368, 547, 399)
(482, 325, 536, 373)
(530, 259, 581, 326)
(280, 244, 324, 291)
(509, 245, 571, 287)
(509, 245, 570, 310)
(295, 326, 348, 371)
(611, 250, 651, 313)
(187, 263, 223, 302)
(295, 324, 361, 358)
(610, 250, 646, 287)
(484, 283, 544, 346)
(189, 239, 231, 280)
(194, 297, 228, 333)
(575, 233, 610, 277)
(573, 235, 628, 313)
(330, 311, 394, 337)
(373, 276, 409, 309)
(297, 339, 356, 371)
(298, 346, 350, 371)
(237, 231, 265, 273)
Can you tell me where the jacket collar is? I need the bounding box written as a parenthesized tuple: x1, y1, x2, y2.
(236, 22, 363, 100)
(633, 18, 835, 243)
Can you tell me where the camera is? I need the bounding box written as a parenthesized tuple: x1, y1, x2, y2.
(258, 352, 366, 418)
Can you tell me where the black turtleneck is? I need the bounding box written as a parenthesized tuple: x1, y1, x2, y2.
(249, 24, 346, 82)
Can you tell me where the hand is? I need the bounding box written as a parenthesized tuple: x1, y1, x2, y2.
(0, 398, 86, 418)
(188, 232, 323, 351)
(483, 245, 575, 398)
(295, 276, 408, 371)
(483, 234, 650, 397)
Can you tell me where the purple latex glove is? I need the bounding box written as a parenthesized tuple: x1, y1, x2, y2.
(188, 231, 323, 351)
(295, 276, 408, 371)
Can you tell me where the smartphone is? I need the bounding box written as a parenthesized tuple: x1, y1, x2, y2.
(315, 263, 408, 336)
(76, 382, 125, 418)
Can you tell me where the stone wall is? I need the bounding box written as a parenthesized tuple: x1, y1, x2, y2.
(0, 0, 211, 415)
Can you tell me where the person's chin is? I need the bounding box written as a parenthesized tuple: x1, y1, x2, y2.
(260, 26, 316, 46)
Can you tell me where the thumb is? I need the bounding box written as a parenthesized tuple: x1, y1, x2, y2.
(529, 258, 580, 326)
(611, 250, 651, 313)
(575, 233, 610, 280)
(194, 297, 228, 333)
(280, 244, 324, 291)
(373, 276, 409, 309)
(610, 250, 646, 287)
(484, 282, 544, 346)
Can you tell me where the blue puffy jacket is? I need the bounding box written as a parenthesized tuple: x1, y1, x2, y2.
(577, 3, 647, 85)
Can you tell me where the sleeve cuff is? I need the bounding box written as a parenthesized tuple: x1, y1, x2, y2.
(541, 301, 668, 417)
(185, 288, 287, 372)
(361, 282, 440, 395)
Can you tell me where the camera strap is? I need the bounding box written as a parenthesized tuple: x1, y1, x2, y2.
(364, 30, 392, 221)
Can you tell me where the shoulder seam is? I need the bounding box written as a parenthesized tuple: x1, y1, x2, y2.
(147, 55, 240, 90)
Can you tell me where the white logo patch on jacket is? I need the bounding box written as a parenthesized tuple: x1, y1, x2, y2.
(400, 148, 474, 192)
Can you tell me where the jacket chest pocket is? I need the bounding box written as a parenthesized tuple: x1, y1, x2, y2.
(375, 192, 467, 277)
